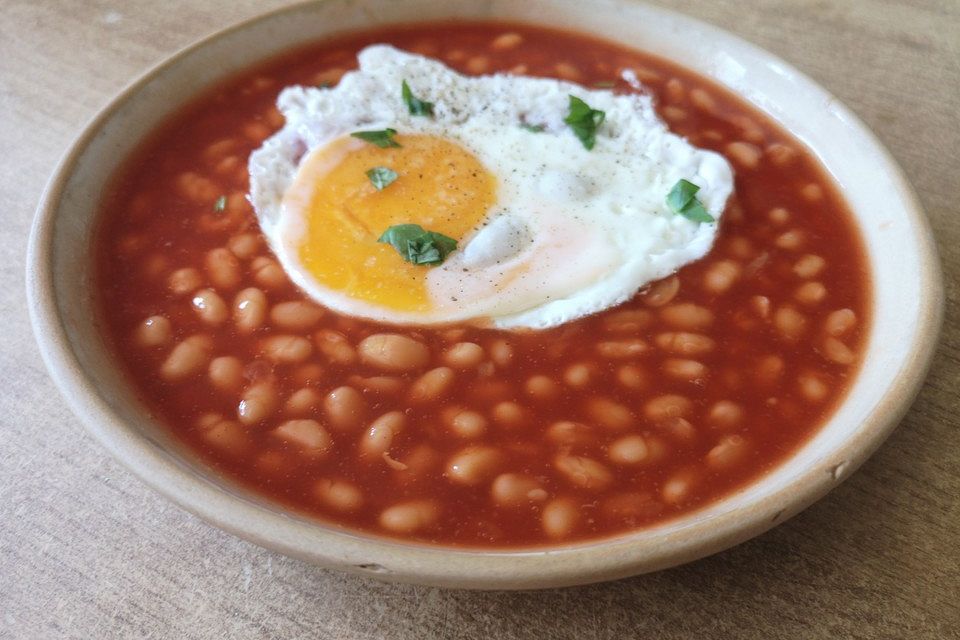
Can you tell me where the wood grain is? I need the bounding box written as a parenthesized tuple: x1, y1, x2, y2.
(1, 1, 957, 638)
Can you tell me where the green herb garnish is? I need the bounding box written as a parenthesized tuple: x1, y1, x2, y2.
(378, 224, 458, 266)
(401, 80, 435, 117)
(563, 95, 605, 150)
(351, 128, 401, 148)
(366, 166, 398, 190)
(213, 195, 227, 212)
(520, 122, 546, 133)
(666, 179, 715, 223)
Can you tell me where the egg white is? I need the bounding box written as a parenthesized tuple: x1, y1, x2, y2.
(249, 45, 733, 329)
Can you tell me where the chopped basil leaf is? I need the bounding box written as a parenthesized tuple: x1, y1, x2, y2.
(520, 122, 546, 133)
(666, 179, 715, 223)
(563, 95, 606, 150)
(593, 80, 616, 88)
(401, 80, 435, 117)
(366, 166, 398, 190)
(378, 224, 458, 266)
(351, 128, 401, 148)
(213, 195, 227, 212)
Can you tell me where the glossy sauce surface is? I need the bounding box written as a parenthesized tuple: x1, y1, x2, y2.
(96, 22, 870, 547)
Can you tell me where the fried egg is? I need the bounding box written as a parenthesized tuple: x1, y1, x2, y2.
(249, 45, 733, 329)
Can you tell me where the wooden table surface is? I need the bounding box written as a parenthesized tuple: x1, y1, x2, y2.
(2, 1, 958, 638)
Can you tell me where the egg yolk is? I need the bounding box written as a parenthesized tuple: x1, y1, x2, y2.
(296, 134, 496, 311)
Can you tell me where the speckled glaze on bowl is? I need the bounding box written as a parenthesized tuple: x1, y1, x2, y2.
(26, 0, 943, 589)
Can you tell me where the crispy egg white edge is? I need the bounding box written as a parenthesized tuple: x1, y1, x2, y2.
(248, 45, 733, 329)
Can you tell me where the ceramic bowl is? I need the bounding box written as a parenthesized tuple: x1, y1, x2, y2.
(27, 0, 943, 589)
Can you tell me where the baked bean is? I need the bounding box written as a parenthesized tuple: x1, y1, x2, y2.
(198, 416, 249, 456)
(703, 260, 741, 294)
(793, 254, 826, 279)
(394, 445, 441, 483)
(491, 401, 526, 428)
(142, 253, 167, 279)
(250, 257, 288, 290)
(602, 309, 654, 333)
(244, 122, 271, 143)
(644, 394, 693, 421)
(409, 367, 455, 403)
(689, 87, 717, 113)
(313, 67, 346, 86)
(555, 454, 613, 490)
(662, 469, 697, 504)
(662, 106, 687, 122)
(205, 248, 241, 290)
(641, 275, 680, 307)
(292, 363, 325, 387)
(554, 62, 582, 81)
(768, 207, 791, 225)
(802, 183, 824, 202)
(315, 330, 357, 365)
(358, 333, 430, 372)
(238, 380, 278, 425)
(654, 332, 716, 356)
(135, 315, 171, 348)
(825, 308, 857, 336)
(284, 387, 322, 415)
(794, 281, 827, 305)
(608, 435, 650, 465)
(491, 32, 523, 50)
(379, 500, 439, 534)
(445, 49, 467, 62)
(658, 417, 696, 445)
(706, 435, 748, 470)
(542, 498, 578, 539)
(708, 400, 744, 429)
(272, 419, 332, 456)
(773, 306, 807, 341)
(751, 295, 771, 318)
(798, 373, 828, 402)
(359, 411, 406, 458)
(601, 492, 662, 521)
(442, 342, 484, 369)
(466, 55, 490, 74)
(323, 386, 366, 431)
(226, 233, 261, 259)
(445, 408, 487, 438)
(489, 339, 514, 367)
(160, 335, 213, 382)
(191, 288, 228, 326)
(726, 141, 762, 170)
(596, 339, 648, 359)
(616, 364, 648, 390)
(348, 374, 404, 395)
(726, 236, 755, 260)
(665, 77, 685, 102)
(584, 397, 633, 431)
(176, 171, 219, 203)
(270, 301, 324, 330)
(168, 267, 202, 296)
(663, 358, 708, 381)
(775, 229, 805, 251)
(445, 446, 502, 486)
(233, 287, 268, 334)
(563, 362, 595, 388)
(314, 479, 363, 512)
(545, 420, 594, 447)
(208, 356, 244, 392)
(525, 375, 560, 401)
(661, 303, 714, 330)
(203, 138, 237, 162)
(755, 354, 785, 385)
(766, 142, 797, 166)
(261, 335, 313, 363)
(820, 337, 856, 365)
(491, 473, 547, 507)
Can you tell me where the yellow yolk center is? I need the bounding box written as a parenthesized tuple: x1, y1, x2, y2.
(297, 134, 496, 311)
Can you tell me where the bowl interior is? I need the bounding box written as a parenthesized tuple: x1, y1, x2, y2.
(28, 0, 942, 589)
